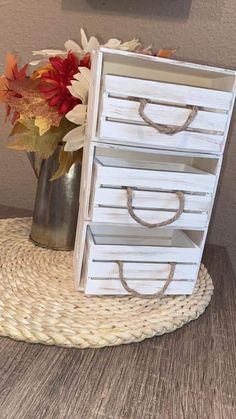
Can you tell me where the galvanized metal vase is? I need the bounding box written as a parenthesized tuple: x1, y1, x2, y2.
(29, 146, 81, 251)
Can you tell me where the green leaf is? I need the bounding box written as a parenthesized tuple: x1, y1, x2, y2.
(36, 118, 77, 159)
(9, 121, 28, 137)
(8, 128, 38, 152)
(51, 147, 83, 181)
(8, 117, 78, 160)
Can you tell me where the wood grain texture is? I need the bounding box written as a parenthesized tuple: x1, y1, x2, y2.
(0, 207, 235, 419)
(104, 75, 233, 110)
(85, 278, 195, 295)
(94, 188, 212, 212)
(102, 95, 229, 132)
(95, 164, 216, 193)
(92, 206, 208, 229)
(99, 119, 225, 154)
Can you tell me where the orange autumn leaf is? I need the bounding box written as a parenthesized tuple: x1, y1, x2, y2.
(7, 78, 61, 128)
(0, 52, 28, 119)
(0, 77, 7, 102)
(0, 53, 17, 102)
(156, 49, 176, 58)
(4, 53, 18, 79)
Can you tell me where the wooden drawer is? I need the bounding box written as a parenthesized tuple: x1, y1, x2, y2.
(97, 74, 233, 154)
(90, 149, 216, 230)
(74, 49, 236, 294)
(82, 224, 201, 296)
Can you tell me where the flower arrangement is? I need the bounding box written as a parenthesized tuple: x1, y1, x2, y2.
(0, 29, 174, 179)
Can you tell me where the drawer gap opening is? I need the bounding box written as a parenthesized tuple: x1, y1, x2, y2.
(91, 259, 199, 266)
(94, 139, 222, 156)
(96, 204, 206, 215)
(94, 147, 220, 177)
(102, 53, 236, 92)
(88, 225, 199, 249)
(99, 185, 211, 197)
(91, 277, 195, 282)
(95, 157, 212, 176)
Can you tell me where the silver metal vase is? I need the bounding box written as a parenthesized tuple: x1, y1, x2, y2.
(29, 146, 81, 250)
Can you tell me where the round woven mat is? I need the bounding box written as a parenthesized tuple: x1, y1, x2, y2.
(0, 218, 214, 349)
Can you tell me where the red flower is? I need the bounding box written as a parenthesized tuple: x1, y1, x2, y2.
(40, 52, 90, 115)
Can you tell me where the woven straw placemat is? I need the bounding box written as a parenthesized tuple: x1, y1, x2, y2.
(0, 218, 214, 349)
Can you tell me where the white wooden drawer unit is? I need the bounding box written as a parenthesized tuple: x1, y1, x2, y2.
(81, 225, 201, 296)
(74, 48, 236, 297)
(90, 148, 218, 230)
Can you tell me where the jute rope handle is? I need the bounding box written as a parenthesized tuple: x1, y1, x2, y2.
(126, 187, 185, 228)
(116, 261, 176, 299)
(138, 98, 198, 135)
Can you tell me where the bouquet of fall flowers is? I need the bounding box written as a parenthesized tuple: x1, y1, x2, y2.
(0, 29, 174, 179)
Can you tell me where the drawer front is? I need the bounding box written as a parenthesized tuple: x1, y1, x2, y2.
(92, 187, 212, 229)
(84, 227, 201, 296)
(85, 262, 199, 295)
(98, 75, 233, 154)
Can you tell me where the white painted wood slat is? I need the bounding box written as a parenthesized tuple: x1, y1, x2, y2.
(94, 188, 212, 212)
(99, 120, 225, 154)
(96, 165, 216, 193)
(102, 95, 229, 132)
(90, 244, 200, 263)
(92, 207, 208, 229)
(85, 279, 195, 295)
(104, 75, 233, 110)
(88, 261, 199, 279)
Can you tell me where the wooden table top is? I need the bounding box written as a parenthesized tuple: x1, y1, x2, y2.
(0, 205, 235, 419)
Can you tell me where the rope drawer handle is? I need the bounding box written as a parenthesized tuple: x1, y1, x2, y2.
(138, 98, 198, 135)
(126, 187, 185, 228)
(116, 261, 176, 299)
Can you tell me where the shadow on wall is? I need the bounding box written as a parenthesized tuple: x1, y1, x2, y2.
(62, 0, 193, 19)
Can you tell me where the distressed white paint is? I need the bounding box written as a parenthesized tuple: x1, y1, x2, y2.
(103, 75, 233, 110)
(99, 120, 225, 154)
(85, 279, 196, 296)
(94, 188, 212, 212)
(73, 48, 236, 296)
(92, 207, 208, 229)
(95, 163, 216, 193)
(88, 261, 199, 279)
(102, 95, 229, 132)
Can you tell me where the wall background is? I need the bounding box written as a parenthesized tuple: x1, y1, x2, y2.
(1, 0, 236, 271)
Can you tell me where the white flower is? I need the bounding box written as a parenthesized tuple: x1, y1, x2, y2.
(62, 67, 91, 151)
(79, 28, 100, 53)
(32, 48, 67, 57)
(64, 39, 82, 54)
(30, 49, 67, 66)
(30, 28, 140, 65)
(63, 125, 86, 152)
(79, 28, 140, 53)
(67, 67, 91, 104)
(118, 39, 141, 51)
(66, 104, 87, 125)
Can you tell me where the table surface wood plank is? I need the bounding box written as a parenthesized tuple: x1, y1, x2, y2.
(0, 206, 235, 419)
